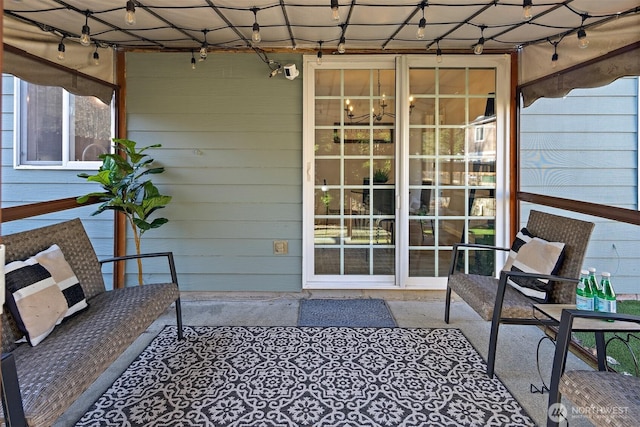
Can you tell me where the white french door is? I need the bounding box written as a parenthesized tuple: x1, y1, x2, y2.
(303, 55, 510, 290)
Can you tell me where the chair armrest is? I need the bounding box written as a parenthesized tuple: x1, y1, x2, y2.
(448, 243, 510, 277)
(452, 242, 510, 252)
(500, 270, 579, 285)
(546, 309, 640, 426)
(100, 252, 179, 286)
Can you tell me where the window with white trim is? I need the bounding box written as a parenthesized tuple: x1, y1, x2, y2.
(13, 77, 114, 170)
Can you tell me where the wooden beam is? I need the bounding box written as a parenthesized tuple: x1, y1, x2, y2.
(114, 49, 127, 288)
(517, 192, 640, 226)
(1, 196, 100, 223)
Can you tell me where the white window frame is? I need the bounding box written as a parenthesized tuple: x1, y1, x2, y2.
(12, 77, 115, 170)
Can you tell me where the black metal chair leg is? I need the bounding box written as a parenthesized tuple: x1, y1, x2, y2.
(487, 271, 509, 378)
(175, 297, 184, 340)
(444, 286, 452, 324)
(1, 353, 27, 427)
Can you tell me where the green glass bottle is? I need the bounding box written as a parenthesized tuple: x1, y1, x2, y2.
(600, 272, 617, 314)
(588, 267, 600, 311)
(575, 270, 593, 310)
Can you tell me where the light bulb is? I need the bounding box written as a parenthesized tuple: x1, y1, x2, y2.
(331, 0, 340, 21)
(125, 0, 136, 25)
(416, 18, 426, 40)
(316, 50, 323, 65)
(551, 52, 558, 68)
(474, 37, 484, 55)
(199, 43, 208, 60)
(577, 28, 589, 48)
(252, 22, 261, 43)
(57, 42, 65, 61)
(80, 24, 91, 47)
(338, 36, 346, 54)
(92, 50, 100, 66)
(436, 47, 443, 63)
(522, 0, 533, 21)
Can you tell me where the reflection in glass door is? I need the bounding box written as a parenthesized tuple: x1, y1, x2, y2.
(313, 68, 396, 281)
(407, 67, 497, 281)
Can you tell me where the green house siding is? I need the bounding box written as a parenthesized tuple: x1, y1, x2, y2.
(124, 52, 303, 291)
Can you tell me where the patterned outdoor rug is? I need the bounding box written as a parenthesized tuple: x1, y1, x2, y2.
(76, 326, 534, 427)
(298, 299, 397, 327)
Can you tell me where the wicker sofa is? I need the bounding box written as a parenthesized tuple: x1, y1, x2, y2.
(0, 218, 183, 427)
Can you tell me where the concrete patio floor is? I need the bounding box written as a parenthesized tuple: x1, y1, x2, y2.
(54, 292, 594, 426)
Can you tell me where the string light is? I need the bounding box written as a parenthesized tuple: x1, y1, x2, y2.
(474, 26, 485, 55)
(199, 30, 208, 61)
(252, 7, 261, 43)
(331, 0, 340, 21)
(416, 1, 427, 40)
(92, 45, 100, 65)
(57, 37, 66, 61)
(80, 12, 91, 47)
(522, 0, 533, 21)
(577, 15, 589, 48)
(125, 0, 136, 25)
(317, 41, 323, 65)
(191, 51, 196, 69)
(435, 39, 442, 63)
(551, 42, 559, 68)
(338, 35, 346, 54)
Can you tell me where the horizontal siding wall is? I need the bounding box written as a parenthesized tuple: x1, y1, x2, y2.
(125, 52, 303, 291)
(520, 77, 639, 294)
(1, 74, 116, 289)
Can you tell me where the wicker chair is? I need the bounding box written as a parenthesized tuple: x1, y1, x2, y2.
(547, 309, 640, 427)
(444, 210, 595, 377)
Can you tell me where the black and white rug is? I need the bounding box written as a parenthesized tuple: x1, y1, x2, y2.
(298, 299, 397, 327)
(76, 326, 534, 427)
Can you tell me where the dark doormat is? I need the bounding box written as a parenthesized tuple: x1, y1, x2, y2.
(297, 298, 397, 327)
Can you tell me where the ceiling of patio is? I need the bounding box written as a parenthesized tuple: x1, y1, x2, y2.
(4, 0, 640, 54)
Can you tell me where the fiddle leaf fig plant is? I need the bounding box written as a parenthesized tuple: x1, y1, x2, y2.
(77, 138, 172, 285)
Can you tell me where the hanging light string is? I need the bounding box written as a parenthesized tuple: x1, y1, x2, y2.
(251, 7, 261, 43)
(92, 44, 100, 65)
(125, 0, 136, 25)
(316, 40, 323, 65)
(9, 2, 638, 62)
(80, 11, 91, 46)
(416, 1, 427, 40)
(57, 36, 66, 61)
(474, 25, 485, 55)
(199, 29, 209, 61)
(548, 39, 560, 68)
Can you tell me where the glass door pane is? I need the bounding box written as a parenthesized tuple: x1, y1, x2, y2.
(314, 68, 396, 280)
(408, 67, 497, 278)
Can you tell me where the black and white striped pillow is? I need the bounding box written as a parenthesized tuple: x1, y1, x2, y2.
(5, 258, 68, 346)
(502, 227, 534, 271)
(34, 245, 88, 318)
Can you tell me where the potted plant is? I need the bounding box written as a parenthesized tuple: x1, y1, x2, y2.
(373, 168, 389, 183)
(77, 138, 172, 285)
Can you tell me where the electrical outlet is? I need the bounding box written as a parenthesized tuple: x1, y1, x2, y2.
(273, 240, 288, 255)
